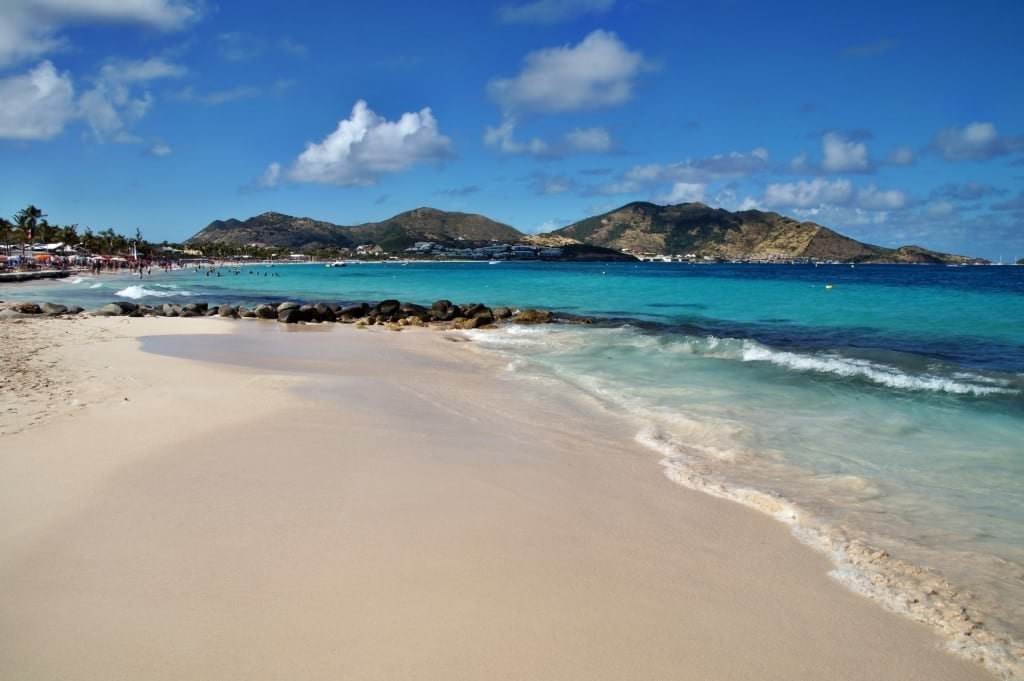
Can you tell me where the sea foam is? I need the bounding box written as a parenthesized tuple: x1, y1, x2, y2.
(115, 284, 197, 299)
(740, 340, 1018, 396)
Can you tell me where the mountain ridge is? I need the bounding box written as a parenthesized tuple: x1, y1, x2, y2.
(186, 202, 983, 264)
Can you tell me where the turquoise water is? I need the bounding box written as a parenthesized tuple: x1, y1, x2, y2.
(9, 261, 1024, 675)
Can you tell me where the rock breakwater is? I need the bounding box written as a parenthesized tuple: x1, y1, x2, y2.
(0, 298, 565, 329)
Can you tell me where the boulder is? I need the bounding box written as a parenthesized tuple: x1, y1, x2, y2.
(41, 302, 68, 315)
(278, 307, 304, 324)
(338, 303, 369, 319)
(512, 308, 553, 324)
(253, 304, 277, 319)
(15, 302, 43, 314)
(217, 304, 237, 318)
(374, 299, 402, 318)
(97, 302, 133, 316)
(313, 302, 336, 322)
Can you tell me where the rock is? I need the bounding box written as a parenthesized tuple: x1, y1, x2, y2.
(298, 305, 320, 322)
(41, 302, 68, 315)
(15, 302, 43, 314)
(238, 306, 256, 318)
(374, 299, 402, 319)
(399, 302, 431, 322)
(338, 303, 369, 320)
(313, 302, 336, 322)
(512, 308, 553, 324)
(97, 302, 135, 316)
(492, 306, 514, 320)
(278, 307, 304, 324)
(277, 301, 301, 313)
(253, 304, 277, 319)
(460, 302, 488, 318)
(162, 303, 180, 317)
(217, 303, 237, 318)
(183, 302, 208, 315)
(458, 316, 491, 330)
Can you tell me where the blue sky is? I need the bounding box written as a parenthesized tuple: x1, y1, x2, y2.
(1, 0, 1022, 260)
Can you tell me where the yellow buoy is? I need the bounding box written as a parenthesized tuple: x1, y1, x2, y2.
(825, 284, 834, 289)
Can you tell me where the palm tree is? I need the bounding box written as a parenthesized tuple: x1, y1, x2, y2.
(14, 205, 45, 258)
(0, 216, 12, 256)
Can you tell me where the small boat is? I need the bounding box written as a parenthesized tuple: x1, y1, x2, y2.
(325, 261, 347, 268)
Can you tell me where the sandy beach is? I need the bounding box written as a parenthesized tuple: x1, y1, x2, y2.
(0, 315, 997, 680)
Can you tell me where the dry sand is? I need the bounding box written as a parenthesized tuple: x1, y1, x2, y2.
(0, 316, 997, 680)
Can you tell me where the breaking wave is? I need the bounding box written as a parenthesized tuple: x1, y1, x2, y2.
(115, 284, 199, 299)
(739, 340, 1018, 396)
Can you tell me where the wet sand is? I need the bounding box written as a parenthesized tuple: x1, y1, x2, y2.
(0, 316, 997, 680)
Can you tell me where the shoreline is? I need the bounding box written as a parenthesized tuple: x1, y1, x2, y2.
(0, 315, 1001, 680)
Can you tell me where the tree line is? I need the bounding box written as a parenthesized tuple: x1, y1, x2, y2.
(2, 204, 370, 261)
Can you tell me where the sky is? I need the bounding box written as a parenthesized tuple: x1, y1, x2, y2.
(1, 0, 1022, 260)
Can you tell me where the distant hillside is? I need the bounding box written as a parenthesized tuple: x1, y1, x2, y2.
(549, 202, 977, 264)
(186, 202, 981, 264)
(187, 207, 520, 254)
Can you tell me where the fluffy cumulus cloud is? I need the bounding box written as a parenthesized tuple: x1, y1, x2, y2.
(0, 61, 76, 140)
(0, 0, 201, 67)
(79, 57, 186, 142)
(821, 132, 871, 172)
(487, 31, 647, 114)
(266, 100, 455, 187)
(932, 122, 1024, 161)
(498, 0, 614, 24)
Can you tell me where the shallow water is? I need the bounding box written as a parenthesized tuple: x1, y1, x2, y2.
(10, 260, 1024, 677)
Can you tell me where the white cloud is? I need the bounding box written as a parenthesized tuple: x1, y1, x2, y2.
(147, 142, 171, 156)
(0, 0, 201, 67)
(821, 132, 871, 172)
(79, 57, 186, 142)
(763, 178, 854, 209)
(484, 118, 611, 157)
(564, 126, 611, 153)
(658, 182, 706, 204)
(933, 121, 1024, 161)
(268, 100, 455, 187)
(0, 61, 76, 140)
(498, 0, 614, 24)
(885, 145, 916, 166)
(856, 184, 907, 210)
(616, 148, 770, 189)
(258, 162, 281, 188)
(487, 30, 647, 114)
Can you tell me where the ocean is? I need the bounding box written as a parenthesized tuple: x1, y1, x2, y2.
(8, 260, 1023, 676)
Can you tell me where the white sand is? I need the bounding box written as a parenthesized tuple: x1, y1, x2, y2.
(0, 316, 997, 680)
